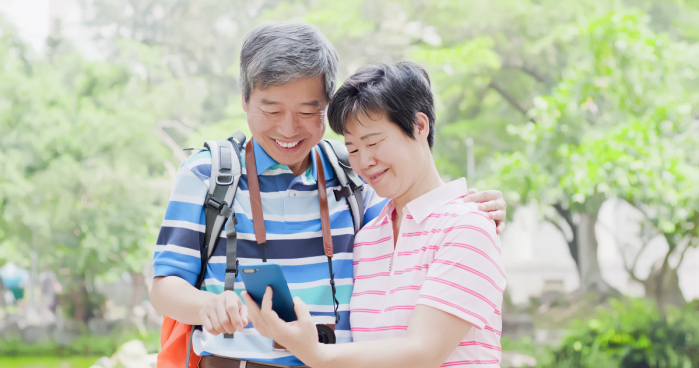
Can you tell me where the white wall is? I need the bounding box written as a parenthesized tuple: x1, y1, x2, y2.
(502, 199, 699, 305)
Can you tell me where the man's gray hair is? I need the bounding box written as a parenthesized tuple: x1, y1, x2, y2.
(239, 21, 339, 102)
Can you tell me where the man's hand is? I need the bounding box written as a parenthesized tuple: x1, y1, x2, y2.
(200, 291, 249, 335)
(242, 288, 323, 365)
(463, 188, 507, 234)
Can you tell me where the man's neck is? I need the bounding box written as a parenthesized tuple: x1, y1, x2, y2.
(288, 152, 312, 177)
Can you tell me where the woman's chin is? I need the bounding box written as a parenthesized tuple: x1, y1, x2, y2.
(371, 186, 395, 201)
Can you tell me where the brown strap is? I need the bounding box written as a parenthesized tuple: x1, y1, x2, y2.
(246, 142, 332, 256)
(315, 150, 333, 258)
(245, 140, 266, 245)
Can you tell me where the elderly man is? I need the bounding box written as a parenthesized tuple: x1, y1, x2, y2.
(150, 21, 507, 368)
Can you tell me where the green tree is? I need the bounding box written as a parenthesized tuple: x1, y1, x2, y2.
(495, 11, 699, 302)
(0, 20, 172, 322)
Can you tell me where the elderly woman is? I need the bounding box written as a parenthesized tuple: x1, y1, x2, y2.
(243, 61, 506, 368)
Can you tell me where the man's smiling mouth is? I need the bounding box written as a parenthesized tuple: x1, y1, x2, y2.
(274, 139, 301, 148)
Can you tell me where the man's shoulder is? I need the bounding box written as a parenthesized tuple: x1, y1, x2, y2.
(179, 150, 213, 181)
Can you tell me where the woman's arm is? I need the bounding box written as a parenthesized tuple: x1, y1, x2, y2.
(242, 289, 473, 368)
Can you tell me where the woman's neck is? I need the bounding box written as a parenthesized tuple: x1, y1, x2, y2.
(393, 158, 444, 221)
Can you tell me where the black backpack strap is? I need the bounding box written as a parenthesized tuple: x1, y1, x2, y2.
(192, 133, 245, 289)
(184, 133, 244, 359)
(318, 139, 365, 233)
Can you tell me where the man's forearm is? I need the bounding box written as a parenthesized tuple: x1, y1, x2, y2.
(150, 276, 215, 325)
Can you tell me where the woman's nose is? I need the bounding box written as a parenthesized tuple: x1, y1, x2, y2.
(359, 149, 377, 170)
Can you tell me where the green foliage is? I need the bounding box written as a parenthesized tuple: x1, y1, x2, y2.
(0, 18, 175, 320)
(491, 7, 699, 293)
(545, 299, 699, 368)
(0, 356, 100, 368)
(0, 329, 160, 357)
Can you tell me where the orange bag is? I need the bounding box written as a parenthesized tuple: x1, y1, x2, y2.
(157, 315, 200, 368)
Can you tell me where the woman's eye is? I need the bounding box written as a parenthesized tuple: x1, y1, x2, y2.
(349, 150, 358, 154)
(368, 137, 387, 147)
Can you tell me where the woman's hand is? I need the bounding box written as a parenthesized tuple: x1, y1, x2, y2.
(463, 188, 507, 234)
(242, 288, 324, 365)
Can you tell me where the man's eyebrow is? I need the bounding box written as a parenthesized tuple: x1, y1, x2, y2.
(260, 98, 280, 105)
(301, 100, 321, 107)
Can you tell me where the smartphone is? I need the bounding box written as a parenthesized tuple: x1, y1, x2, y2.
(239, 263, 297, 322)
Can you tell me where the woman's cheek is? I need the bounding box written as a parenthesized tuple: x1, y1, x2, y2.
(347, 155, 364, 181)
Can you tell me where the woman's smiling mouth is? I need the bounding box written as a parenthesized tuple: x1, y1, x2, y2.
(367, 168, 389, 185)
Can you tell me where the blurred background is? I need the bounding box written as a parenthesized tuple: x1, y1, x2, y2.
(0, 0, 698, 367)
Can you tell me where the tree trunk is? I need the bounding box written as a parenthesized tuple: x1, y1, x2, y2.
(130, 271, 147, 311)
(73, 276, 89, 324)
(577, 212, 612, 293)
(644, 255, 685, 310)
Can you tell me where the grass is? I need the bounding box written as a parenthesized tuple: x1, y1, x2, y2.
(0, 356, 101, 368)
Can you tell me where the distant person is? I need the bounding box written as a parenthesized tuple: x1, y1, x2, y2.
(150, 21, 507, 368)
(244, 62, 506, 368)
(39, 268, 61, 314)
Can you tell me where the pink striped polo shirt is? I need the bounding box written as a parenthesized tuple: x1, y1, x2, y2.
(350, 178, 506, 367)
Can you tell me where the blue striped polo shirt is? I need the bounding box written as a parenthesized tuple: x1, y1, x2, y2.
(153, 139, 387, 366)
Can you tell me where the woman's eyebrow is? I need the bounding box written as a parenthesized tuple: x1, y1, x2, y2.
(360, 133, 382, 140)
(346, 132, 382, 146)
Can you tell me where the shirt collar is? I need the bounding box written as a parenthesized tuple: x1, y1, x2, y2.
(375, 198, 397, 223)
(404, 178, 469, 224)
(308, 146, 335, 182)
(251, 138, 279, 176)
(250, 139, 334, 181)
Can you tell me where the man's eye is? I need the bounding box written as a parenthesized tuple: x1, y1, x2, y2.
(300, 112, 317, 117)
(265, 111, 280, 115)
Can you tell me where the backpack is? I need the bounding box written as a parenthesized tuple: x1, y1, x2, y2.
(157, 132, 365, 368)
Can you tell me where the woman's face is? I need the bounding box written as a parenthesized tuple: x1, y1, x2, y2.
(344, 112, 431, 201)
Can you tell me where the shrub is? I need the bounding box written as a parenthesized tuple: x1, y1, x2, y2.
(546, 298, 699, 368)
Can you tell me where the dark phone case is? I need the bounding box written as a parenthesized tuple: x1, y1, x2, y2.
(239, 263, 298, 322)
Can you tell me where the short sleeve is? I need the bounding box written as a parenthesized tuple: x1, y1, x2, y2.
(416, 210, 506, 329)
(152, 151, 211, 285)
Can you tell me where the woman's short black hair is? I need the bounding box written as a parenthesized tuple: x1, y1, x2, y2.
(328, 61, 436, 148)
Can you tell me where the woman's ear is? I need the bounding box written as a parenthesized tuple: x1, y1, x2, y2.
(414, 112, 430, 141)
(242, 95, 249, 113)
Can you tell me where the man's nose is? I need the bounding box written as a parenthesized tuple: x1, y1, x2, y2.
(277, 112, 299, 137)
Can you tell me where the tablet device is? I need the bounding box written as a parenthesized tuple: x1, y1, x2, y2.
(239, 263, 297, 322)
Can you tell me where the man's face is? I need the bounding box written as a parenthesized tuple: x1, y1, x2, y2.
(243, 76, 328, 173)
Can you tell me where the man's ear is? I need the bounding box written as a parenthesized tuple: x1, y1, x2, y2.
(414, 112, 430, 140)
(242, 95, 248, 113)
